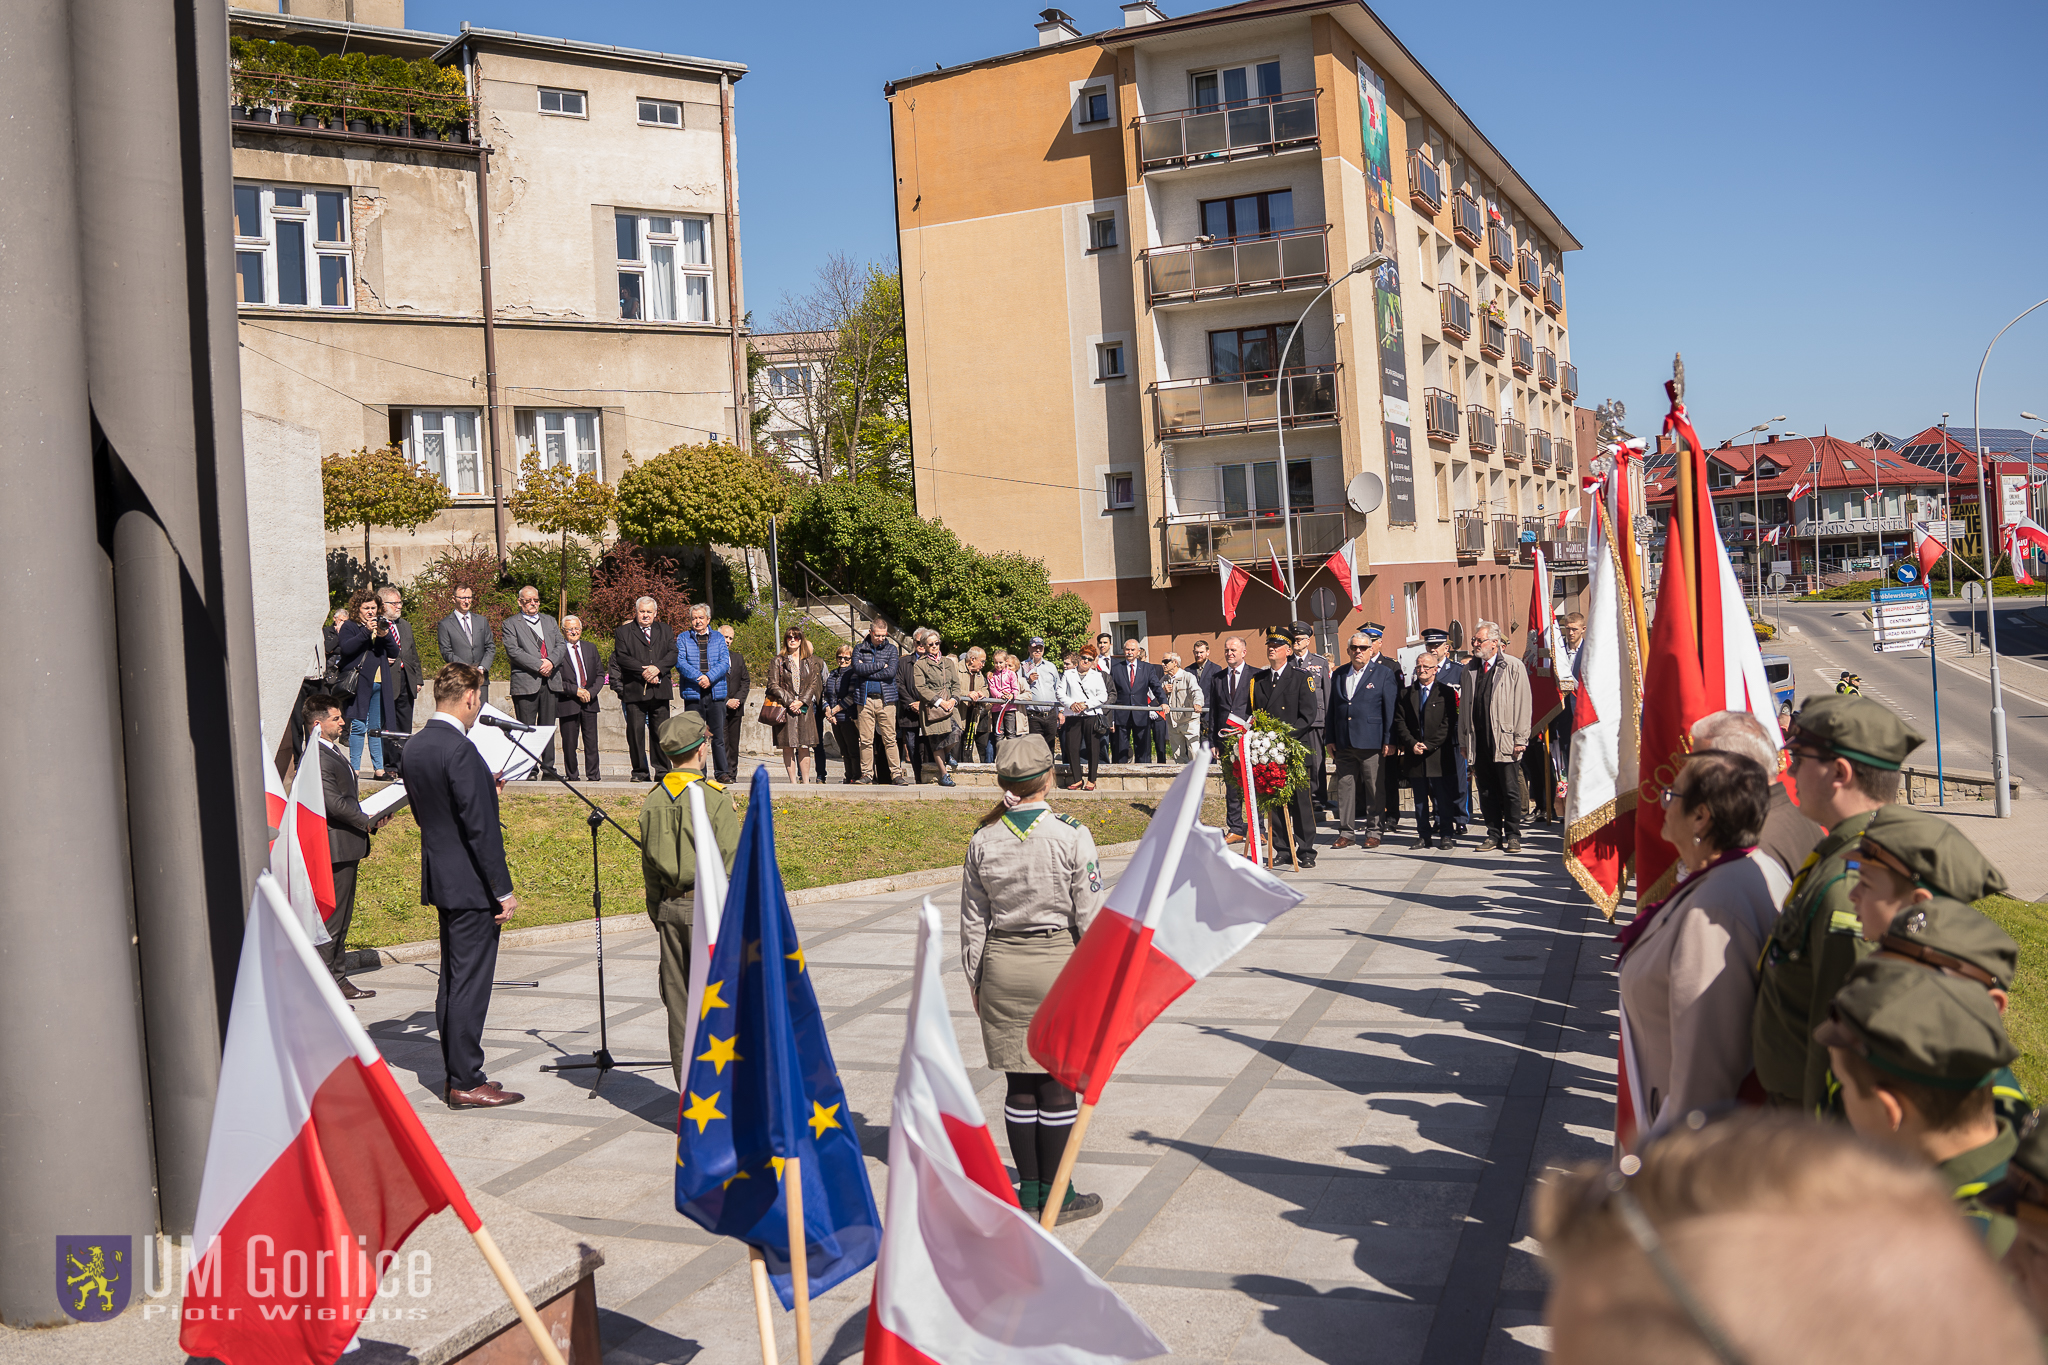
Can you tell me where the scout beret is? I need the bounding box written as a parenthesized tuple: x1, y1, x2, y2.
(1814, 957, 2016, 1090)
(995, 734, 1055, 784)
(1879, 895, 2019, 992)
(657, 710, 708, 757)
(1787, 694, 1924, 771)
(1859, 805, 2008, 904)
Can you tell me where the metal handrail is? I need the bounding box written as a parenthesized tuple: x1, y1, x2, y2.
(1424, 388, 1460, 440)
(1509, 331, 1534, 374)
(1467, 404, 1498, 452)
(1152, 364, 1342, 437)
(1560, 360, 1579, 402)
(1486, 223, 1514, 271)
(1536, 348, 1557, 388)
(1453, 192, 1485, 245)
(1480, 317, 1506, 359)
(1517, 249, 1541, 296)
(789, 559, 915, 653)
(1136, 88, 1321, 172)
(1407, 150, 1445, 213)
(1135, 86, 1322, 123)
(1144, 224, 1331, 303)
(1438, 283, 1471, 338)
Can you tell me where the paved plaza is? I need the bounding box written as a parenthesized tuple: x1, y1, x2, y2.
(354, 823, 1617, 1364)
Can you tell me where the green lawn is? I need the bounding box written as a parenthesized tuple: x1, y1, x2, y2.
(1981, 894, 2048, 1097)
(349, 791, 1223, 950)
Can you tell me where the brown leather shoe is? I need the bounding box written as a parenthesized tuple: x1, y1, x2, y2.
(1331, 836, 1356, 850)
(446, 1084, 525, 1109)
(1224, 832, 1246, 846)
(1364, 835, 1382, 849)
(337, 978, 377, 1001)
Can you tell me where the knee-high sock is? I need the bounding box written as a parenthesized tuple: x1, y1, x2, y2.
(1035, 1076, 1079, 1192)
(1004, 1072, 1042, 1184)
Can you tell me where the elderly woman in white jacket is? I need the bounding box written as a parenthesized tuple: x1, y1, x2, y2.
(1161, 652, 1204, 762)
(1057, 645, 1108, 791)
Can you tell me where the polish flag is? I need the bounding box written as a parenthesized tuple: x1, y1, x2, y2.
(1323, 537, 1362, 609)
(271, 738, 335, 946)
(1562, 488, 1639, 917)
(1524, 546, 1566, 729)
(1028, 752, 1304, 1101)
(182, 873, 481, 1365)
(677, 778, 732, 1076)
(1556, 506, 1579, 531)
(1911, 519, 1947, 579)
(1263, 541, 1288, 596)
(863, 898, 1164, 1365)
(263, 725, 289, 845)
(1788, 479, 1813, 504)
(1217, 556, 1251, 626)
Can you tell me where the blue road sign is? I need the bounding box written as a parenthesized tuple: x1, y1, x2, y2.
(1896, 563, 1919, 584)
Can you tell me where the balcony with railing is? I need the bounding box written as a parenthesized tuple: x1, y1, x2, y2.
(230, 69, 477, 147)
(1486, 222, 1513, 273)
(1543, 523, 1591, 566)
(1491, 514, 1520, 562)
(1517, 249, 1541, 297)
(1407, 150, 1445, 215)
(1519, 517, 1547, 564)
(1438, 283, 1471, 340)
(1136, 88, 1320, 173)
(1165, 504, 1349, 572)
(1452, 191, 1484, 248)
(1480, 316, 1506, 361)
(1502, 418, 1528, 463)
(1453, 509, 1488, 558)
(1556, 438, 1575, 477)
(1509, 330, 1534, 375)
(1152, 365, 1341, 438)
(1532, 429, 1552, 469)
(1145, 225, 1330, 305)
(1423, 388, 1460, 441)
(1464, 404, 1498, 454)
(1543, 271, 1565, 315)
(1560, 360, 1579, 402)
(1536, 347, 1558, 389)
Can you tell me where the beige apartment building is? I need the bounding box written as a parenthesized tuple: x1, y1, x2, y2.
(227, 0, 748, 582)
(887, 0, 1585, 658)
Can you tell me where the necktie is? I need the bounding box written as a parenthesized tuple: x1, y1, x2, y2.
(642, 625, 652, 643)
(572, 646, 586, 688)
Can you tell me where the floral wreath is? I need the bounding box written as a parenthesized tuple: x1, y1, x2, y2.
(1220, 711, 1309, 812)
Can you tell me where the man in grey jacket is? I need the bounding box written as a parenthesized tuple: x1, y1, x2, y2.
(1458, 619, 1531, 853)
(501, 585, 567, 779)
(436, 585, 496, 702)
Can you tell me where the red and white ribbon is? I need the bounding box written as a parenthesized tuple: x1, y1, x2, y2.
(1223, 713, 1264, 865)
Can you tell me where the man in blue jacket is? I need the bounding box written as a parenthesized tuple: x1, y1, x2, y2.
(851, 615, 907, 785)
(675, 602, 730, 783)
(1326, 624, 1400, 849)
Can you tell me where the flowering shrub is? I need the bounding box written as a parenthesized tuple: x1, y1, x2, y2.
(1219, 712, 1308, 812)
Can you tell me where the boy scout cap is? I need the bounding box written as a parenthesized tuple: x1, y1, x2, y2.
(1814, 957, 2016, 1089)
(657, 710, 709, 757)
(1879, 895, 2019, 991)
(1859, 805, 2009, 903)
(1787, 694, 1924, 770)
(995, 734, 1055, 783)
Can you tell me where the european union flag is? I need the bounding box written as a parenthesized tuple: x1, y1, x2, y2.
(674, 767, 880, 1308)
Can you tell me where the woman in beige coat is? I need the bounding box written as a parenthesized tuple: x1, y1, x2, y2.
(1616, 749, 1785, 1142)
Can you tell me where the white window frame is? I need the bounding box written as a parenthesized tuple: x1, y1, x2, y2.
(537, 87, 586, 117)
(1087, 210, 1119, 251)
(1105, 470, 1136, 511)
(1096, 341, 1127, 381)
(404, 408, 484, 497)
(1403, 582, 1423, 641)
(616, 210, 714, 323)
(1070, 76, 1117, 134)
(514, 409, 602, 477)
(766, 364, 812, 398)
(637, 97, 683, 128)
(234, 181, 351, 310)
(1102, 613, 1148, 651)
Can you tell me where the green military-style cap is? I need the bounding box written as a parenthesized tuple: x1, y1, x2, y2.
(995, 734, 1055, 784)
(657, 710, 709, 757)
(1878, 895, 2019, 992)
(1859, 805, 2008, 904)
(1786, 694, 1924, 771)
(1814, 957, 2016, 1090)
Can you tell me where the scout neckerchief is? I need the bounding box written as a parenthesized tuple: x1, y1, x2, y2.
(1000, 800, 1049, 840)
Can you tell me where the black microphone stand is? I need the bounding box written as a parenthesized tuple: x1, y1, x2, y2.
(490, 720, 669, 1098)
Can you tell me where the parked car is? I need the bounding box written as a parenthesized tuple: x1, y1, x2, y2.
(1761, 652, 1795, 719)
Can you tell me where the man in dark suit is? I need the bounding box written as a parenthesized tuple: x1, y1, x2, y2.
(1108, 637, 1162, 762)
(555, 614, 605, 781)
(1325, 624, 1399, 850)
(1423, 628, 1472, 836)
(716, 623, 750, 785)
(436, 585, 496, 703)
(377, 587, 424, 771)
(612, 596, 676, 783)
(1393, 651, 1461, 849)
(307, 692, 386, 1000)
(407, 663, 522, 1109)
(1258, 630, 1318, 869)
(1188, 639, 1221, 753)
(1204, 635, 1264, 844)
(502, 585, 567, 779)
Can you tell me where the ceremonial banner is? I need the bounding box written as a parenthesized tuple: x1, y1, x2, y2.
(1563, 481, 1641, 916)
(262, 725, 287, 843)
(1524, 545, 1567, 730)
(270, 740, 333, 945)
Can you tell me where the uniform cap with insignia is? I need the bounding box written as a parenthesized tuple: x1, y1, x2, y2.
(1360, 622, 1385, 639)
(1267, 629, 1291, 647)
(657, 709, 709, 757)
(1813, 957, 2016, 1090)
(1420, 628, 1448, 646)
(1787, 694, 1925, 771)
(994, 734, 1055, 784)
(1289, 621, 1313, 639)
(1859, 805, 2009, 904)
(1879, 895, 2019, 992)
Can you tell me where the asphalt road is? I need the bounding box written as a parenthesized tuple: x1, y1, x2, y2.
(1768, 598, 2048, 794)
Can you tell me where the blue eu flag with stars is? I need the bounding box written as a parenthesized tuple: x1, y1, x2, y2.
(674, 767, 880, 1308)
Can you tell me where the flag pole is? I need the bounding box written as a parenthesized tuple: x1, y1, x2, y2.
(748, 1247, 783, 1365)
(467, 1223, 570, 1365)
(786, 1156, 813, 1364)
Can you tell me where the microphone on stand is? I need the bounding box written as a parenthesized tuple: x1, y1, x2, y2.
(476, 713, 539, 733)
(365, 729, 412, 740)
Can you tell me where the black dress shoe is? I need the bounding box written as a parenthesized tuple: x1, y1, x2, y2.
(337, 978, 376, 1001)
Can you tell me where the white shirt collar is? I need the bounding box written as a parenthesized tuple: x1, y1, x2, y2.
(432, 712, 469, 732)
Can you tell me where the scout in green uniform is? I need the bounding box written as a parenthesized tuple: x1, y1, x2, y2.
(1751, 694, 1924, 1113)
(1979, 1116, 2048, 1332)
(960, 734, 1104, 1224)
(639, 711, 741, 1085)
(1870, 892, 2031, 1126)
(1816, 957, 2021, 1258)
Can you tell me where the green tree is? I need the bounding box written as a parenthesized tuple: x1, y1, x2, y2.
(508, 452, 616, 621)
(321, 445, 449, 585)
(769, 256, 909, 493)
(614, 442, 789, 607)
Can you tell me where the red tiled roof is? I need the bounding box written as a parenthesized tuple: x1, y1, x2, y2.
(1641, 434, 1967, 504)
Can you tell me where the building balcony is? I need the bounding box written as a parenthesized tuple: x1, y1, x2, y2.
(1502, 417, 1528, 463)
(1536, 347, 1558, 389)
(230, 72, 477, 147)
(1145, 225, 1330, 306)
(1486, 222, 1513, 274)
(1509, 330, 1534, 375)
(1152, 365, 1341, 439)
(1466, 403, 1498, 453)
(1136, 89, 1320, 174)
(1557, 438, 1575, 477)
(1543, 271, 1565, 315)
(1423, 388, 1460, 441)
(1165, 505, 1349, 573)
(1520, 517, 1547, 563)
(1453, 509, 1488, 558)
(1480, 317, 1506, 361)
(1438, 283, 1471, 340)
(1543, 526, 1590, 567)
(1452, 191, 1484, 248)
(1560, 360, 1578, 402)
(1407, 150, 1445, 216)
(1533, 430, 1553, 469)
(1517, 249, 1541, 298)
(1491, 514, 1521, 562)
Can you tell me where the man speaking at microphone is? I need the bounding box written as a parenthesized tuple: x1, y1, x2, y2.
(406, 662, 524, 1108)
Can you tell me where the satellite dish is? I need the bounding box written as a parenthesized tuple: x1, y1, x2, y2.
(1346, 471, 1385, 515)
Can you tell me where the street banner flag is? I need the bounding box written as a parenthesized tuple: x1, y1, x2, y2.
(676, 775, 733, 1083)
(1524, 545, 1567, 729)
(1029, 752, 1303, 1102)
(1788, 478, 1813, 505)
(1563, 468, 1642, 917)
(182, 873, 481, 1365)
(1323, 538, 1363, 610)
(263, 724, 288, 845)
(675, 768, 880, 1308)
(1263, 541, 1288, 595)
(863, 898, 1165, 1365)
(270, 736, 334, 945)
(2004, 518, 2048, 585)
(1911, 518, 1947, 579)
(1217, 556, 1250, 626)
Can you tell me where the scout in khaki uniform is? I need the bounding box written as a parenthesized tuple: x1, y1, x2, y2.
(1979, 1117, 2048, 1333)
(960, 734, 1104, 1224)
(639, 711, 741, 1085)
(1816, 957, 2021, 1257)
(1751, 695, 1924, 1113)
(1868, 892, 2031, 1126)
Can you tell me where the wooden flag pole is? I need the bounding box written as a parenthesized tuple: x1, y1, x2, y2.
(747, 1246, 782, 1365)
(785, 1155, 813, 1365)
(468, 1224, 569, 1365)
(1038, 1102, 1097, 1230)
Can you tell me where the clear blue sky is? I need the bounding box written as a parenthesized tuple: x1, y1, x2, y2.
(413, 0, 2048, 451)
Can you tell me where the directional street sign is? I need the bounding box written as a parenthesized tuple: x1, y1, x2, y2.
(1869, 584, 1931, 653)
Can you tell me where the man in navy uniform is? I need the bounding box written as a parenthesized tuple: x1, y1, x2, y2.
(1288, 622, 1332, 816)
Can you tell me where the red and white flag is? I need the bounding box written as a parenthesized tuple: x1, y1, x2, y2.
(1788, 478, 1813, 504)
(182, 873, 481, 1365)
(270, 738, 334, 945)
(263, 725, 289, 845)
(1524, 546, 1567, 729)
(1910, 518, 1947, 579)
(1029, 752, 1303, 1101)
(1217, 556, 1251, 626)
(1555, 506, 1579, 531)
(1562, 485, 1640, 918)
(864, 898, 1164, 1365)
(1323, 537, 1362, 610)
(1262, 541, 1288, 596)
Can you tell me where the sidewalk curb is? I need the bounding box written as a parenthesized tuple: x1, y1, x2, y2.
(343, 838, 1145, 970)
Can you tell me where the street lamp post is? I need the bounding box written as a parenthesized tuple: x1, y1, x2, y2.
(1273, 250, 1393, 610)
(2021, 413, 2047, 602)
(1940, 413, 1952, 596)
(1735, 417, 1786, 611)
